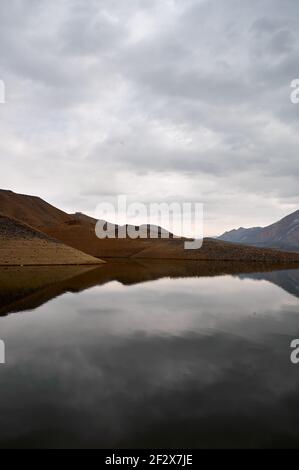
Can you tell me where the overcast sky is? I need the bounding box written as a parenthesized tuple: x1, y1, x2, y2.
(0, 0, 298, 235)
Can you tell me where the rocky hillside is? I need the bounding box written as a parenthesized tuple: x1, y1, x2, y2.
(219, 210, 299, 251)
(0, 215, 103, 266)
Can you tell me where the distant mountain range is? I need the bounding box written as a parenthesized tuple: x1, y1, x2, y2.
(218, 210, 299, 251)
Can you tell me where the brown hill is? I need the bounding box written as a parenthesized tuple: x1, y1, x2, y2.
(43, 225, 299, 263)
(45, 224, 171, 258)
(69, 212, 98, 226)
(0, 215, 103, 266)
(132, 237, 299, 263)
(0, 189, 73, 229)
(1, 189, 299, 263)
(0, 190, 172, 257)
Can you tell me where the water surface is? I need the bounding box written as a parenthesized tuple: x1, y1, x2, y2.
(0, 261, 299, 448)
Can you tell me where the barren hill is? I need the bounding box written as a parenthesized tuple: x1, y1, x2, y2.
(0, 189, 72, 229)
(1, 189, 299, 263)
(0, 215, 103, 266)
(131, 237, 299, 263)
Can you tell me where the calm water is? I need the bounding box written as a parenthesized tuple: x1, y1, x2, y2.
(0, 262, 299, 448)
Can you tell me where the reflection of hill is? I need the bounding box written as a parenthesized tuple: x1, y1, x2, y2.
(0, 266, 98, 316)
(1, 261, 299, 317)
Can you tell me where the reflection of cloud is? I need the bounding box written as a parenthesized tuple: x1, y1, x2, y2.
(0, 271, 299, 447)
(240, 269, 299, 300)
(1, 326, 299, 448)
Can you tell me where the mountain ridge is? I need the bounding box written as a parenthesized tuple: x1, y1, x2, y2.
(218, 209, 299, 251)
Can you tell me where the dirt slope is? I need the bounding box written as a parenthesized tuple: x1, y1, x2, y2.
(132, 237, 299, 263)
(0, 189, 72, 229)
(0, 215, 103, 266)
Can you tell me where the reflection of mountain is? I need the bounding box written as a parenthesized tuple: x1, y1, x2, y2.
(239, 269, 299, 300)
(1, 260, 299, 317)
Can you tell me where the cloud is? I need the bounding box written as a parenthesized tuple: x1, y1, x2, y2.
(0, 0, 298, 235)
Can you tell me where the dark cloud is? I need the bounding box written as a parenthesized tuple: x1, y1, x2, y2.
(0, 0, 298, 234)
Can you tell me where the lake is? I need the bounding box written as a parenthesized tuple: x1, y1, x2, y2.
(0, 261, 299, 448)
